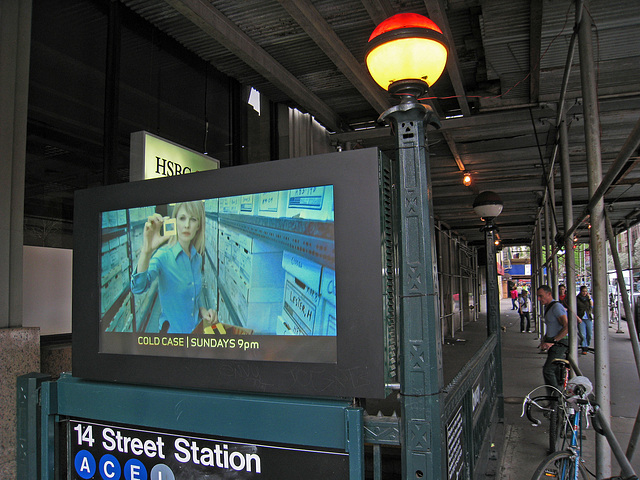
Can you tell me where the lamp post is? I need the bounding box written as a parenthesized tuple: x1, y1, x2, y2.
(366, 13, 448, 480)
(473, 191, 505, 418)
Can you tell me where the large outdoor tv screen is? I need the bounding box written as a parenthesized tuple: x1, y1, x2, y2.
(100, 186, 337, 363)
(74, 148, 391, 398)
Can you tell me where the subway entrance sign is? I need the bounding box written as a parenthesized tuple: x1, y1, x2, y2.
(70, 420, 349, 479)
(17, 374, 364, 479)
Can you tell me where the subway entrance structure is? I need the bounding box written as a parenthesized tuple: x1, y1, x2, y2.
(17, 14, 505, 480)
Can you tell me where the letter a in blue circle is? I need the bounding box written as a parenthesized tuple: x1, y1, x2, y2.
(74, 450, 96, 479)
(124, 458, 148, 480)
(99, 454, 122, 479)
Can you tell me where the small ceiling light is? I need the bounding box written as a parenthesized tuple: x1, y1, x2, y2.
(365, 13, 448, 98)
(473, 191, 504, 220)
(463, 172, 472, 187)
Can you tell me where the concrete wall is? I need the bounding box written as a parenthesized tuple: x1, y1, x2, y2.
(0, 328, 39, 480)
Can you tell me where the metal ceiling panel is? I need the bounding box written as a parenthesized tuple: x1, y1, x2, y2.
(26, 0, 640, 246)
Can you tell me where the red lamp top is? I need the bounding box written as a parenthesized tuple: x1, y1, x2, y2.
(368, 13, 443, 42)
(365, 13, 448, 96)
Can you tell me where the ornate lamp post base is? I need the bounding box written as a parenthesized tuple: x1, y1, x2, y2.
(381, 96, 444, 479)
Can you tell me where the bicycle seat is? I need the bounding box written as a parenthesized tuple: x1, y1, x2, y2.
(551, 358, 570, 366)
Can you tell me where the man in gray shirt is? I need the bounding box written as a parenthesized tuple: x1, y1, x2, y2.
(536, 285, 569, 395)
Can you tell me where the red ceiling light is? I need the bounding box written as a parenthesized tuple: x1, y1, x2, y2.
(365, 13, 449, 98)
(463, 172, 472, 187)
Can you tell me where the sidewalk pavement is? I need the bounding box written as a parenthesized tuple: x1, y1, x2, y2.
(496, 297, 640, 479)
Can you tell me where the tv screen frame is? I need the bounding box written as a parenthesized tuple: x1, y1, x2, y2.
(73, 148, 392, 398)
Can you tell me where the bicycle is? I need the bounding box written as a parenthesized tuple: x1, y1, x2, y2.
(523, 376, 638, 480)
(525, 356, 572, 453)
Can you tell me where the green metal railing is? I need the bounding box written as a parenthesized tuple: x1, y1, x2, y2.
(364, 333, 501, 480)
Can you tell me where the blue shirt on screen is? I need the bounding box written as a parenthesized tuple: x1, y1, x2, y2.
(131, 242, 204, 334)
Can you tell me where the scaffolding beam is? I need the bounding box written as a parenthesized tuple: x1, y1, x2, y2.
(578, 1, 611, 474)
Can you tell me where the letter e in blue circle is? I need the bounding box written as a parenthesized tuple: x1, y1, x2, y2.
(74, 450, 96, 479)
(124, 458, 147, 480)
(99, 454, 121, 479)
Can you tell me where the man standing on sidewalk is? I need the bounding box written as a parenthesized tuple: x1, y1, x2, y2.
(536, 285, 569, 395)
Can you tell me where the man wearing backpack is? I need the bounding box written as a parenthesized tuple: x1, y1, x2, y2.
(536, 285, 569, 395)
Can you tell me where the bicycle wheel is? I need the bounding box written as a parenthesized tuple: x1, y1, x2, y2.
(531, 451, 588, 480)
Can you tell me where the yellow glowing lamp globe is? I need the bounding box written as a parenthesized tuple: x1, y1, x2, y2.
(365, 13, 448, 96)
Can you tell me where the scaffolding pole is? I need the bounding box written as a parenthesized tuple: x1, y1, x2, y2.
(562, 114, 640, 246)
(545, 199, 553, 286)
(604, 212, 640, 374)
(604, 212, 640, 467)
(550, 174, 559, 297)
(530, 238, 536, 328)
(535, 215, 545, 338)
(541, 0, 583, 182)
(578, 1, 611, 475)
(559, 106, 580, 364)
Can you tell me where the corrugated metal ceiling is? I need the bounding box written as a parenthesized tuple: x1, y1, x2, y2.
(70, 0, 640, 245)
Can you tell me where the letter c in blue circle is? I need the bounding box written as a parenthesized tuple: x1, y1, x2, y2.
(74, 450, 96, 479)
(124, 458, 148, 480)
(99, 454, 121, 479)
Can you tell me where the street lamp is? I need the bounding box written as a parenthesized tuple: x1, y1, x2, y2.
(473, 190, 504, 225)
(474, 191, 505, 418)
(366, 13, 448, 480)
(473, 191, 503, 333)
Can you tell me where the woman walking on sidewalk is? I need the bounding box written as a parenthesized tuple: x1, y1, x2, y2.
(576, 285, 594, 354)
(511, 287, 519, 310)
(519, 289, 532, 332)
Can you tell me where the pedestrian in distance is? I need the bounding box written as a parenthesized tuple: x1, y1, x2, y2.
(511, 287, 519, 310)
(519, 289, 532, 333)
(576, 285, 594, 354)
(558, 284, 568, 309)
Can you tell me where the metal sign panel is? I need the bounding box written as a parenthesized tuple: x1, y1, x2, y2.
(69, 420, 349, 479)
(446, 406, 465, 480)
(130, 131, 220, 181)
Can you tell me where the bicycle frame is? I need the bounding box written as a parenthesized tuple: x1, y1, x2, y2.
(523, 358, 573, 454)
(525, 384, 639, 480)
(564, 403, 582, 479)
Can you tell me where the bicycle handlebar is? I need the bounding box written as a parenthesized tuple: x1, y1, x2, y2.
(524, 395, 556, 426)
(525, 403, 542, 426)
